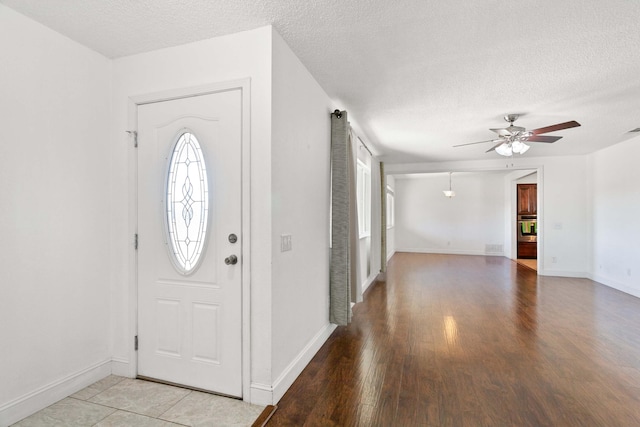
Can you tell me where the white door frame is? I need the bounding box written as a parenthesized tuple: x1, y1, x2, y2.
(125, 79, 251, 400)
(508, 166, 543, 272)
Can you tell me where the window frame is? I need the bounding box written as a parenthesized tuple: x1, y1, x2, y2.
(356, 159, 371, 239)
(386, 185, 395, 230)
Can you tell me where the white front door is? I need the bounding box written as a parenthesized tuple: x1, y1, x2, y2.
(137, 89, 242, 397)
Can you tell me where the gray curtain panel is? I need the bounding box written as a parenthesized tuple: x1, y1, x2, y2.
(380, 162, 387, 273)
(329, 110, 357, 325)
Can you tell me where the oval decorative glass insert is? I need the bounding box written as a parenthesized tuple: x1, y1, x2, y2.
(166, 131, 209, 274)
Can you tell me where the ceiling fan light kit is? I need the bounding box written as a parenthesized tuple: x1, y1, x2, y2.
(454, 114, 581, 157)
(495, 142, 515, 156)
(495, 138, 531, 157)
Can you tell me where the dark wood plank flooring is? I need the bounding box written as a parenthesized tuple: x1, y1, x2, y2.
(267, 253, 640, 426)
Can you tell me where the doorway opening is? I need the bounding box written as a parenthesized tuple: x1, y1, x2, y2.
(515, 172, 538, 272)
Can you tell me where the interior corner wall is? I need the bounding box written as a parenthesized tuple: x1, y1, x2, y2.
(589, 135, 640, 298)
(536, 156, 589, 276)
(270, 29, 334, 402)
(0, 5, 112, 424)
(394, 172, 506, 256)
(110, 26, 274, 396)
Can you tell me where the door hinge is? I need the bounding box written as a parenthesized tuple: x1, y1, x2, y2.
(134, 233, 138, 250)
(134, 335, 138, 351)
(126, 130, 138, 148)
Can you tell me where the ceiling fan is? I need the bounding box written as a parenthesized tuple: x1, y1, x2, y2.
(454, 114, 581, 156)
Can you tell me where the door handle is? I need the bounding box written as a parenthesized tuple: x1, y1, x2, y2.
(224, 255, 238, 265)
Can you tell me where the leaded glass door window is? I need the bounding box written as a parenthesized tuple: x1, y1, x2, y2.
(165, 130, 210, 274)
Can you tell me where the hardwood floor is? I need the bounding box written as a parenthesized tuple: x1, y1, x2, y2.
(266, 253, 640, 426)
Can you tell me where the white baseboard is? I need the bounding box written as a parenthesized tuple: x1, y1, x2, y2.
(538, 269, 587, 278)
(111, 357, 131, 377)
(361, 272, 381, 294)
(386, 249, 396, 261)
(0, 359, 112, 426)
(250, 322, 337, 406)
(396, 248, 504, 257)
(248, 382, 273, 406)
(589, 273, 640, 299)
(271, 323, 337, 404)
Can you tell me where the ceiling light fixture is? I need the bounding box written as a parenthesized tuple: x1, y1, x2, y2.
(443, 172, 455, 198)
(495, 137, 531, 157)
(454, 114, 582, 157)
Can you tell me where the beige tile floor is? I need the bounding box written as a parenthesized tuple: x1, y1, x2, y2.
(516, 258, 537, 271)
(12, 376, 265, 427)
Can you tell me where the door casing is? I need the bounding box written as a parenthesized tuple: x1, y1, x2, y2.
(125, 79, 251, 401)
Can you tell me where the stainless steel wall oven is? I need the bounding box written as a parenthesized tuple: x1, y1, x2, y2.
(517, 215, 537, 242)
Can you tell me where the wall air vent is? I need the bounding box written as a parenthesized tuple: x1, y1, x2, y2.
(485, 244, 503, 254)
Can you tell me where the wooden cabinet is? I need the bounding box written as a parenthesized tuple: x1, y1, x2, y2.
(517, 184, 537, 215)
(518, 242, 537, 259)
(517, 184, 537, 259)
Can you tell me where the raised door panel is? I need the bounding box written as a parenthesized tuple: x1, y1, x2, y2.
(517, 185, 527, 214)
(530, 186, 537, 214)
(517, 184, 537, 215)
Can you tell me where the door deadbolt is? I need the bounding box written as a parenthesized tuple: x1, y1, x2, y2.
(224, 255, 238, 265)
(228, 233, 238, 243)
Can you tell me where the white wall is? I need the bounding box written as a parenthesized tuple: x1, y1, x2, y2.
(589, 135, 640, 297)
(110, 27, 274, 400)
(270, 30, 335, 400)
(386, 155, 590, 277)
(538, 156, 589, 276)
(394, 172, 506, 255)
(0, 5, 112, 424)
(516, 172, 538, 184)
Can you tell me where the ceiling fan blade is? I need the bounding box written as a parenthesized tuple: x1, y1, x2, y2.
(485, 141, 505, 153)
(530, 120, 581, 135)
(453, 139, 498, 148)
(526, 135, 562, 143)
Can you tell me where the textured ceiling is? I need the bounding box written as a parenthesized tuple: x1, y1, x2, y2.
(3, 0, 640, 163)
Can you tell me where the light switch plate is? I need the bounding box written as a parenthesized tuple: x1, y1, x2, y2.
(281, 234, 292, 252)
